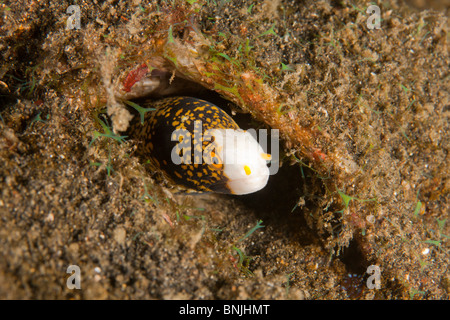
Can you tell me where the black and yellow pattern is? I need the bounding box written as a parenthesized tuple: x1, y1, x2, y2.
(128, 96, 240, 193)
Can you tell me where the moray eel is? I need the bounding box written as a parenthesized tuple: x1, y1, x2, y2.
(128, 96, 271, 195)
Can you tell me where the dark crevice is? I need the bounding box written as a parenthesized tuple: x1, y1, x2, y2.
(128, 74, 325, 247)
(236, 163, 323, 246)
(338, 236, 370, 275)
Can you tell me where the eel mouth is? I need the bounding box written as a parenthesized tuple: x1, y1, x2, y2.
(226, 174, 270, 195)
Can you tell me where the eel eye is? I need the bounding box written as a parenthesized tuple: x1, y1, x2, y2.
(211, 151, 223, 169)
(244, 165, 251, 176)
